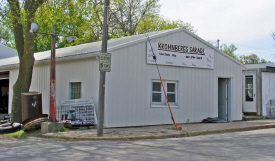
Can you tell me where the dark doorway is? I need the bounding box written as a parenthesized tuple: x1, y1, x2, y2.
(0, 79, 9, 114)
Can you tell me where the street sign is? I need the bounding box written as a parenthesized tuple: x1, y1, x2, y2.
(99, 52, 111, 72)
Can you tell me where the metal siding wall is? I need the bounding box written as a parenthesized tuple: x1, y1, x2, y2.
(55, 58, 99, 114)
(8, 69, 19, 113)
(7, 32, 242, 127)
(8, 58, 100, 118)
(235, 65, 242, 120)
(233, 60, 242, 120)
(105, 42, 152, 127)
(105, 31, 242, 127)
(214, 50, 242, 121)
(261, 72, 275, 116)
(29, 64, 50, 114)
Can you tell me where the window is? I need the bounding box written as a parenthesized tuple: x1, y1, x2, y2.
(69, 82, 81, 99)
(245, 76, 253, 102)
(151, 80, 178, 106)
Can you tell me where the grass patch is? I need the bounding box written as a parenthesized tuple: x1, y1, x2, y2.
(49, 127, 69, 133)
(58, 127, 68, 132)
(1, 130, 42, 139)
(2, 130, 25, 138)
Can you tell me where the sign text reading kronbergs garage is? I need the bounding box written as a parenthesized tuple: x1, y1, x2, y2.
(157, 43, 205, 54)
(147, 42, 214, 69)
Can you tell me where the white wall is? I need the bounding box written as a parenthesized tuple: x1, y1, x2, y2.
(9, 58, 100, 116)
(105, 31, 242, 127)
(262, 72, 275, 116)
(9, 69, 18, 113)
(7, 31, 243, 127)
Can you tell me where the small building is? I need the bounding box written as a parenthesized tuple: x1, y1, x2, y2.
(0, 44, 17, 119)
(243, 63, 275, 117)
(0, 28, 244, 127)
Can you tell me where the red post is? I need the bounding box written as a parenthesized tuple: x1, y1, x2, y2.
(49, 24, 56, 122)
(160, 76, 178, 131)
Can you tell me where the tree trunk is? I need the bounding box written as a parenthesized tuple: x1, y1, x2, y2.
(11, 55, 34, 123)
(10, 16, 36, 123)
(9, 0, 45, 123)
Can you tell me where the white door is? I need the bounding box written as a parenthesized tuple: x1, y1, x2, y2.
(243, 75, 257, 112)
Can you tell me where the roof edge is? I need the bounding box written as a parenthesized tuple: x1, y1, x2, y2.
(107, 27, 245, 68)
(0, 43, 17, 53)
(0, 52, 99, 70)
(180, 28, 245, 67)
(108, 28, 184, 52)
(33, 51, 100, 65)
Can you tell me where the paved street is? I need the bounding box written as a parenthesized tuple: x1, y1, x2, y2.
(1, 128, 275, 161)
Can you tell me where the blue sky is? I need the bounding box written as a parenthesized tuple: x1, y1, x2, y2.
(159, 0, 275, 62)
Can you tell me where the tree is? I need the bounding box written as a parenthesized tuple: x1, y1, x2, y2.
(0, 1, 15, 48)
(239, 54, 260, 64)
(109, 0, 160, 37)
(208, 42, 239, 60)
(239, 54, 272, 64)
(219, 44, 238, 60)
(33, 0, 165, 51)
(2, 0, 197, 53)
(137, 16, 197, 34)
(208, 41, 273, 64)
(0, 24, 14, 48)
(3, 0, 46, 123)
(109, 0, 196, 38)
(33, 0, 104, 52)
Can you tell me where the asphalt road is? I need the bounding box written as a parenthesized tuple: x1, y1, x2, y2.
(1, 128, 275, 161)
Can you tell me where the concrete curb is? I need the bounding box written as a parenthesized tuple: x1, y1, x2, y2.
(186, 124, 275, 137)
(42, 124, 275, 141)
(42, 133, 189, 141)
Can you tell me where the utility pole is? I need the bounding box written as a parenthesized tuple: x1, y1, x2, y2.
(97, 0, 109, 136)
(29, 23, 75, 122)
(49, 24, 56, 122)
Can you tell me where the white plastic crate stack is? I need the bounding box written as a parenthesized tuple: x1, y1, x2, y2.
(57, 98, 97, 125)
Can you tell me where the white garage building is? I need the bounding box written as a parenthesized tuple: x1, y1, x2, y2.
(0, 28, 243, 127)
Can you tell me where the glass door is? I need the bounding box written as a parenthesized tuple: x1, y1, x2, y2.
(243, 75, 256, 112)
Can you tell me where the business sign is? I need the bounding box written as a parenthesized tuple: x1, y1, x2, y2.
(99, 52, 111, 72)
(147, 42, 214, 69)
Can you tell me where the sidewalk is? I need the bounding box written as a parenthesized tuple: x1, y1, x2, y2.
(43, 119, 275, 141)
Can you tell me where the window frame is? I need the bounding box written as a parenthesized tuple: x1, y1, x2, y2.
(152, 81, 164, 105)
(245, 75, 254, 102)
(69, 82, 82, 100)
(151, 80, 178, 107)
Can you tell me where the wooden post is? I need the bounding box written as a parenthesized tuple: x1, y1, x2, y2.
(49, 24, 56, 122)
(30, 23, 75, 122)
(97, 0, 109, 136)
